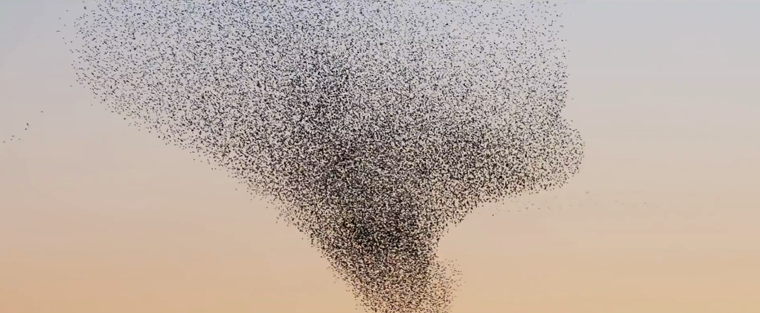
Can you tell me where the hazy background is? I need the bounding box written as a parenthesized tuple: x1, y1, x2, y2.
(1, 1, 758, 312)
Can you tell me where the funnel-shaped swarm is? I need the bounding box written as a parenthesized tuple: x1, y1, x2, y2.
(71, 1, 584, 312)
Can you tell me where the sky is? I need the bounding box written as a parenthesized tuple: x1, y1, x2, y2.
(1, 1, 759, 313)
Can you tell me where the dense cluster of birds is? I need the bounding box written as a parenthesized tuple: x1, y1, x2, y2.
(67, 1, 584, 312)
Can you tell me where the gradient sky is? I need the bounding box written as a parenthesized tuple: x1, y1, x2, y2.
(1, 1, 759, 313)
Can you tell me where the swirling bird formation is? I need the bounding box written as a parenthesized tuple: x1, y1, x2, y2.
(70, 1, 584, 312)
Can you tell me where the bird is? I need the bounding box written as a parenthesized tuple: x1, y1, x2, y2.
(65, 1, 583, 313)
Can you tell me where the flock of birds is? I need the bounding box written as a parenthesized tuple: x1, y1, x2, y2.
(7, 1, 585, 312)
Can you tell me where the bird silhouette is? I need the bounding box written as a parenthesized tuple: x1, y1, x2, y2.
(65, 1, 583, 313)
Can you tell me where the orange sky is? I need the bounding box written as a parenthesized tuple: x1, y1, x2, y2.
(1, 1, 759, 312)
